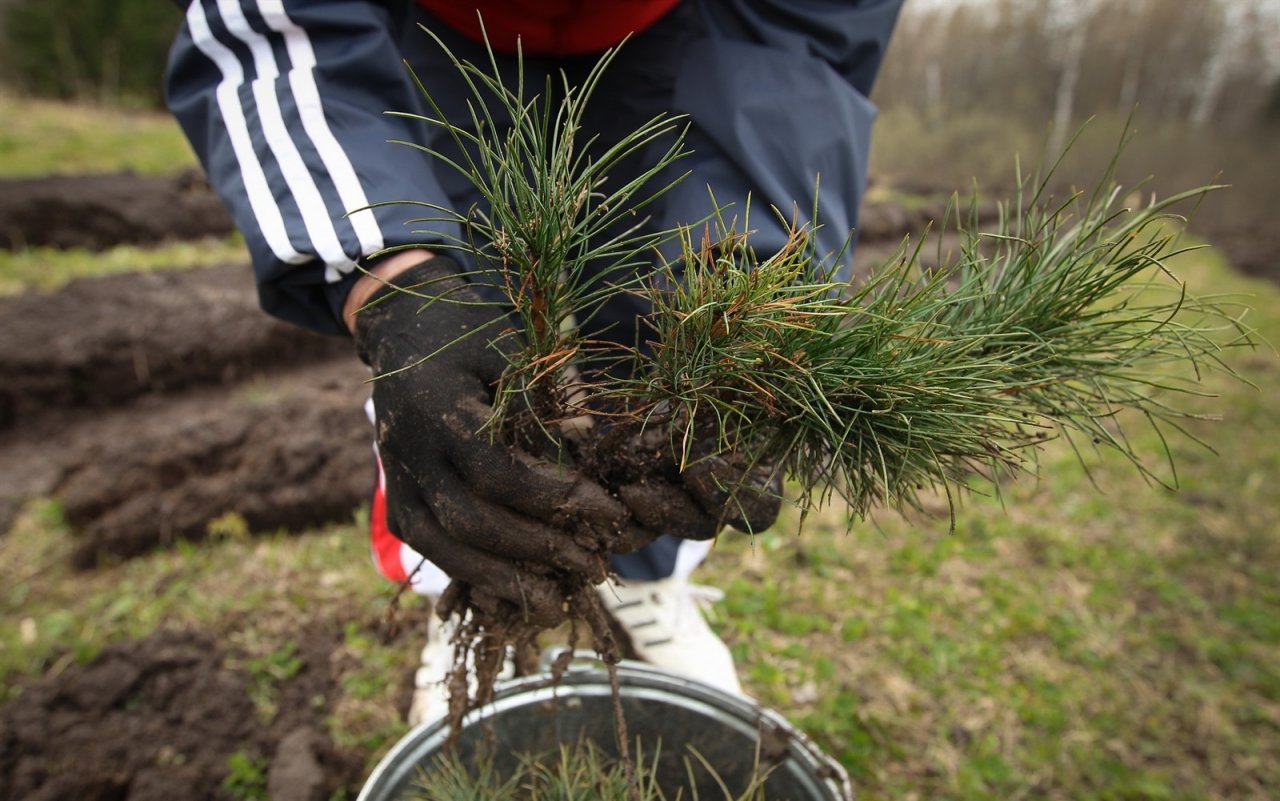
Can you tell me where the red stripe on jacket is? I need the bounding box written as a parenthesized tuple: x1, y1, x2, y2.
(417, 0, 682, 56)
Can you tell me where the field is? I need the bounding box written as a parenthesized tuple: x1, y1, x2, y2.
(1, 96, 1277, 801)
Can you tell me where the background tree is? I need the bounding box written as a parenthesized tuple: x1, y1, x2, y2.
(0, 0, 182, 105)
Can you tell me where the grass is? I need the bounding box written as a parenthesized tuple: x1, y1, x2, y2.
(0, 235, 250, 295)
(0, 90, 197, 176)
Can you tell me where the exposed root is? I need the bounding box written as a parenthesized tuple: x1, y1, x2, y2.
(434, 566, 639, 795)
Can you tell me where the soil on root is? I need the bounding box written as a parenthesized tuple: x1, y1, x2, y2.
(0, 171, 234, 251)
(0, 264, 349, 429)
(0, 628, 364, 801)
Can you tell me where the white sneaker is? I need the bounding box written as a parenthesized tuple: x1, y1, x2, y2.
(595, 576, 744, 696)
(407, 613, 457, 727)
(406, 614, 515, 727)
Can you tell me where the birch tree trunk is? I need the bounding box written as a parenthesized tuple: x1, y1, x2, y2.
(1048, 5, 1091, 156)
(1190, 1, 1247, 129)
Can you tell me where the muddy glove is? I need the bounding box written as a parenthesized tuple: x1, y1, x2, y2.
(680, 443, 782, 534)
(606, 427, 783, 541)
(353, 257, 638, 625)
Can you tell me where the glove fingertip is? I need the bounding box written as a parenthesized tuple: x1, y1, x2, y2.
(618, 483, 719, 541)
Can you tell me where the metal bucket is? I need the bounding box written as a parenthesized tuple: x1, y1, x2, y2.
(358, 653, 852, 801)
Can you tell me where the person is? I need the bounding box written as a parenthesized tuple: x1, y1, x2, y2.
(165, 0, 902, 725)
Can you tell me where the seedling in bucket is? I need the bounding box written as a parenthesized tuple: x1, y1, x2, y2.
(359, 656, 846, 801)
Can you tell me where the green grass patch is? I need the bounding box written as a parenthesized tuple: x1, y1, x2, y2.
(0, 91, 196, 176)
(222, 750, 269, 800)
(0, 235, 249, 295)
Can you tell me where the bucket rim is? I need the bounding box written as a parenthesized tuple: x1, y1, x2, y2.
(358, 653, 852, 801)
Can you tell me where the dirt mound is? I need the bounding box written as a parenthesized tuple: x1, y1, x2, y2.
(0, 262, 372, 560)
(0, 263, 349, 428)
(0, 169, 984, 254)
(52, 361, 374, 567)
(0, 628, 363, 801)
(1207, 225, 1280, 285)
(0, 171, 234, 251)
(0, 356, 371, 563)
(0, 364, 374, 565)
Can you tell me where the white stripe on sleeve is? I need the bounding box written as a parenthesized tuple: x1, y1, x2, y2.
(216, 0, 353, 274)
(187, 2, 309, 266)
(258, 0, 386, 266)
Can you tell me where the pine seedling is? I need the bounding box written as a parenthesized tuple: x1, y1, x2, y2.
(610, 154, 1252, 524)
(364, 28, 1255, 783)
(368, 27, 703, 763)
(408, 738, 769, 801)
(380, 24, 690, 441)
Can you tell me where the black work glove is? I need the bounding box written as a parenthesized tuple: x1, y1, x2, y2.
(606, 426, 783, 541)
(354, 257, 642, 625)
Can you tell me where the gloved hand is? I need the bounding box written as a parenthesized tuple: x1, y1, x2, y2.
(353, 257, 643, 626)
(680, 442, 783, 535)
(601, 426, 783, 541)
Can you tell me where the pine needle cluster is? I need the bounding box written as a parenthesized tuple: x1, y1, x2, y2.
(611, 172, 1253, 522)
(409, 738, 769, 801)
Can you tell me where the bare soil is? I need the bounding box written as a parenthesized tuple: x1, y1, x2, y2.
(1, 254, 376, 799)
(0, 171, 233, 251)
(2, 171, 1274, 801)
(0, 628, 363, 801)
(0, 263, 348, 427)
(0, 262, 370, 564)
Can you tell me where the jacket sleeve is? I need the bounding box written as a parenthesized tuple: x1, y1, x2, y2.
(661, 0, 903, 272)
(699, 0, 903, 99)
(166, 0, 457, 336)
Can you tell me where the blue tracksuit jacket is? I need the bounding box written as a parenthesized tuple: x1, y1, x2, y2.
(166, 0, 902, 580)
(166, 0, 902, 337)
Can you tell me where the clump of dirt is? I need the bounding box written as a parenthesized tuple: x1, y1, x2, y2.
(0, 171, 234, 251)
(0, 628, 363, 801)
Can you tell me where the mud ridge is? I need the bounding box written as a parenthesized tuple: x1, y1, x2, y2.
(0, 171, 234, 251)
(0, 263, 350, 428)
(0, 359, 372, 564)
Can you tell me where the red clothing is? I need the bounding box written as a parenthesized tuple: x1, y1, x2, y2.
(417, 0, 682, 56)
